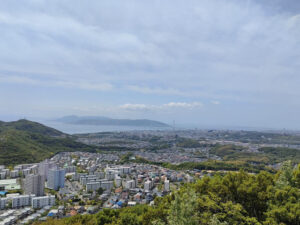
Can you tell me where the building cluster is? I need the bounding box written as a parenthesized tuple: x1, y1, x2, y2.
(0, 151, 194, 224)
(0, 160, 66, 212)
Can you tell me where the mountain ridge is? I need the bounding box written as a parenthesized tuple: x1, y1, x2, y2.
(56, 115, 170, 127)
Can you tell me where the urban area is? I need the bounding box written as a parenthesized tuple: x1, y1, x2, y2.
(0, 151, 194, 225)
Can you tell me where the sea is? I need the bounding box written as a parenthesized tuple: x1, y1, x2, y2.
(41, 121, 173, 135)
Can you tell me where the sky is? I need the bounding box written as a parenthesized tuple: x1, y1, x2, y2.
(0, 0, 300, 129)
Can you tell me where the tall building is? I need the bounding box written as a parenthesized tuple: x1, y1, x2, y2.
(38, 161, 57, 180)
(47, 168, 65, 191)
(24, 174, 45, 196)
(125, 180, 136, 189)
(164, 179, 170, 192)
(0, 198, 7, 209)
(144, 179, 154, 192)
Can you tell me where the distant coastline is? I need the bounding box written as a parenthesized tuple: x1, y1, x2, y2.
(43, 121, 172, 134)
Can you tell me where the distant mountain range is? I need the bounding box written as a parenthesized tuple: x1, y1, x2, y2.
(0, 119, 96, 165)
(55, 115, 170, 127)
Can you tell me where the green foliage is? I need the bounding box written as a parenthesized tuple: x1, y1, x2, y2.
(97, 187, 104, 195)
(258, 147, 300, 164)
(210, 144, 244, 157)
(292, 164, 300, 188)
(0, 119, 63, 136)
(209, 145, 300, 166)
(168, 190, 198, 225)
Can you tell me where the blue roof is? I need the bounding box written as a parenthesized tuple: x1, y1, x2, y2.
(0, 191, 7, 196)
(47, 212, 55, 217)
(117, 201, 123, 206)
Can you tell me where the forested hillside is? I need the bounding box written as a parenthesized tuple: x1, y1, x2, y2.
(0, 120, 96, 165)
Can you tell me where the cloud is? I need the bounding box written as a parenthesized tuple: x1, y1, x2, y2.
(0, 74, 113, 91)
(119, 102, 203, 111)
(0, 0, 300, 128)
(163, 102, 203, 108)
(119, 104, 150, 111)
(126, 85, 185, 96)
(211, 100, 220, 105)
(0, 0, 299, 104)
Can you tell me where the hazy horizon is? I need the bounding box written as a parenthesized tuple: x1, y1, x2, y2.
(1, 0, 300, 130)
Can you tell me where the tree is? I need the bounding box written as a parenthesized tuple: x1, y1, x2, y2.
(168, 190, 198, 225)
(97, 187, 104, 195)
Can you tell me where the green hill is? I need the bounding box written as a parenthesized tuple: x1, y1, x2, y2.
(0, 119, 96, 165)
(0, 119, 64, 136)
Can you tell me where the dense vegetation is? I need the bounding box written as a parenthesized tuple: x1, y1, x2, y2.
(35, 161, 300, 225)
(0, 120, 96, 165)
(258, 147, 300, 164)
(130, 157, 274, 173)
(209, 144, 300, 165)
(206, 130, 300, 145)
(0, 119, 64, 136)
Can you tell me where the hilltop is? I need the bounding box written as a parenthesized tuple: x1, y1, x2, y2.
(0, 119, 64, 137)
(0, 119, 96, 165)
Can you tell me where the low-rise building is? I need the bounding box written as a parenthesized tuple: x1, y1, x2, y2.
(12, 195, 35, 208)
(32, 195, 55, 209)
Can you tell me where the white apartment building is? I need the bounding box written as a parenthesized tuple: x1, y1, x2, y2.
(125, 180, 136, 189)
(86, 180, 114, 192)
(101, 181, 114, 191)
(31, 195, 55, 209)
(114, 176, 122, 187)
(12, 195, 35, 208)
(80, 175, 97, 185)
(10, 170, 19, 178)
(22, 169, 30, 177)
(0, 198, 7, 209)
(0, 172, 6, 179)
(47, 168, 65, 190)
(164, 179, 170, 192)
(144, 180, 154, 192)
(105, 166, 131, 177)
(86, 182, 101, 192)
(24, 174, 45, 196)
(105, 170, 115, 180)
(38, 161, 57, 180)
(64, 166, 76, 173)
(94, 171, 105, 179)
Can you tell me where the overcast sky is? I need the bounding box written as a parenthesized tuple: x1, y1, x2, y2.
(0, 0, 300, 129)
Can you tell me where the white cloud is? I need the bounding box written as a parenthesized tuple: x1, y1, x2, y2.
(119, 104, 150, 111)
(163, 102, 203, 108)
(211, 100, 220, 105)
(119, 102, 203, 111)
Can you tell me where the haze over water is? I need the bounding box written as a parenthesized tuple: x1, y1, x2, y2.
(42, 121, 173, 134)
